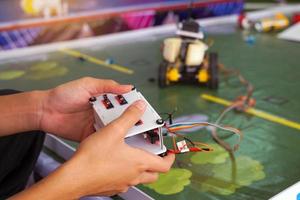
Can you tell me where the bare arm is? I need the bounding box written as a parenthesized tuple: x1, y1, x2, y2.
(0, 77, 132, 140)
(0, 91, 46, 136)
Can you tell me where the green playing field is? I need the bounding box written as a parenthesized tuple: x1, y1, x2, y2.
(0, 24, 299, 200)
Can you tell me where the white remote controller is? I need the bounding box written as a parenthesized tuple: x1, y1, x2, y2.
(90, 88, 167, 156)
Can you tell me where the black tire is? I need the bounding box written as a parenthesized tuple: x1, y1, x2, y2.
(158, 60, 168, 88)
(208, 52, 219, 90)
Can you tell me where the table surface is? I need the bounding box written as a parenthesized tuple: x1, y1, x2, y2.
(0, 22, 299, 200)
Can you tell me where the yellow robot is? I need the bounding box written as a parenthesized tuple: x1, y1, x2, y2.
(158, 19, 218, 89)
(21, 0, 67, 17)
(254, 13, 290, 32)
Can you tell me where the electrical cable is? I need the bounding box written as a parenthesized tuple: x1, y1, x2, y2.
(159, 58, 254, 154)
(165, 121, 242, 154)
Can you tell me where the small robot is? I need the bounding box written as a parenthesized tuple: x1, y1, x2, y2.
(90, 88, 167, 156)
(239, 12, 290, 32)
(158, 19, 219, 89)
(254, 13, 290, 32)
(21, 0, 69, 17)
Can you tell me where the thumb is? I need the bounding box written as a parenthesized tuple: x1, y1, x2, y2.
(107, 100, 147, 138)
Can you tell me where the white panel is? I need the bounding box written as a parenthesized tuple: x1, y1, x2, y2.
(185, 41, 207, 66)
(163, 38, 181, 63)
(92, 89, 166, 155)
(125, 134, 167, 155)
(269, 181, 300, 200)
(278, 23, 300, 42)
(92, 90, 164, 138)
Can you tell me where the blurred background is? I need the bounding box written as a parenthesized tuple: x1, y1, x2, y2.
(0, 0, 296, 51)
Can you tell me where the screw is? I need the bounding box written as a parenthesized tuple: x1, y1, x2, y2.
(156, 119, 164, 125)
(89, 96, 96, 102)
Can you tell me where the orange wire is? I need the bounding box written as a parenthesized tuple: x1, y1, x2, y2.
(168, 131, 214, 154)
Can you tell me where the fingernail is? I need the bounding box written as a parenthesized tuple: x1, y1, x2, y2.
(119, 84, 132, 90)
(123, 84, 133, 88)
(133, 100, 146, 111)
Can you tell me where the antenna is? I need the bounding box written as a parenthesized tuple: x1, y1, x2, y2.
(187, 0, 194, 20)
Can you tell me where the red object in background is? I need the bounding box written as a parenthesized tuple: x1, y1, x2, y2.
(237, 12, 250, 30)
(238, 13, 245, 25)
(238, 12, 245, 28)
(292, 13, 300, 24)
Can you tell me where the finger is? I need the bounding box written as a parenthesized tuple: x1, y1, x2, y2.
(102, 80, 132, 95)
(81, 77, 132, 96)
(142, 152, 175, 173)
(137, 172, 159, 184)
(107, 100, 146, 138)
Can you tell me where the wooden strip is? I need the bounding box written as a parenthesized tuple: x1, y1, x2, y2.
(60, 48, 134, 75)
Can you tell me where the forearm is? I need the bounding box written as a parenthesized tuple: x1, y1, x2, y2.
(0, 91, 46, 136)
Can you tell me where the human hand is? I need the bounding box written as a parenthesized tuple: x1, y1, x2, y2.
(39, 77, 132, 141)
(60, 100, 175, 197)
(10, 100, 175, 200)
